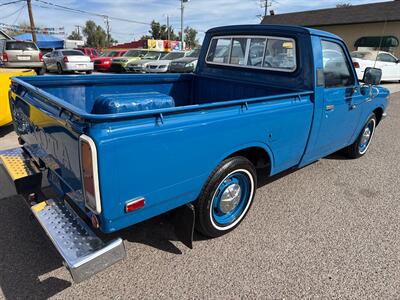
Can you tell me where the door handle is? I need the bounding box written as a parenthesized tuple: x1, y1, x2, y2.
(325, 104, 335, 111)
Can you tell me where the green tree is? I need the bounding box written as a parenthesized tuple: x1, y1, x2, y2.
(336, 3, 352, 8)
(82, 20, 116, 48)
(184, 26, 198, 49)
(67, 30, 82, 40)
(141, 20, 178, 40)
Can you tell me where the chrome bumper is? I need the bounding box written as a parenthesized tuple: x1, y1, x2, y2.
(0, 147, 126, 283)
(31, 199, 125, 283)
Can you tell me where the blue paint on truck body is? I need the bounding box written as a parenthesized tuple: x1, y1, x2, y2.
(10, 25, 389, 233)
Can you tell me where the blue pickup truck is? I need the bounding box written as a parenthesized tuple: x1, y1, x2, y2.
(1, 25, 389, 282)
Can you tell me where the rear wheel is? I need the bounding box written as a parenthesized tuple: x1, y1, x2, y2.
(57, 63, 63, 74)
(195, 157, 257, 238)
(86, 70, 93, 74)
(343, 114, 376, 159)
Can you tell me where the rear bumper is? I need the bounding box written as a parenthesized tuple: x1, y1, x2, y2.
(0, 147, 126, 282)
(63, 62, 94, 71)
(4, 62, 43, 69)
(31, 199, 125, 283)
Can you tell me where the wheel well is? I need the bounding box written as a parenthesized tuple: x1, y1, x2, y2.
(227, 147, 271, 174)
(373, 107, 384, 125)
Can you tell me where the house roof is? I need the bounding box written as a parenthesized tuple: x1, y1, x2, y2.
(261, 1, 400, 27)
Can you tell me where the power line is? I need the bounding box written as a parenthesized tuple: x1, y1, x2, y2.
(33, 0, 151, 25)
(0, 0, 24, 7)
(12, 3, 25, 26)
(0, 3, 25, 18)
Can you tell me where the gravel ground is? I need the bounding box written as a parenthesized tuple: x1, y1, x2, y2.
(0, 91, 399, 299)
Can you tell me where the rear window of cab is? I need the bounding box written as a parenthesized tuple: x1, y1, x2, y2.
(206, 36, 296, 72)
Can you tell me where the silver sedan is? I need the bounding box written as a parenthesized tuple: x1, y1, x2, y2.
(44, 49, 94, 74)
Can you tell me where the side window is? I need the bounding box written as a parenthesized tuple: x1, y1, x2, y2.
(206, 38, 231, 64)
(247, 38, 266, 67)
(264, 38, 296, 70)
(377, 53, 397, 63)
(322, 41, 355, 88)
(229, 38, 247, 65)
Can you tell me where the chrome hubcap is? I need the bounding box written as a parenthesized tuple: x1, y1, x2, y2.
(219, 183, 242, 214)
(361, 127, 371, 146)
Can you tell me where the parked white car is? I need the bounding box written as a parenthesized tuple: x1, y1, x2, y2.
(145, 51, 186, 73)
(351, 51, 400, 82)
(44, 49, 94, 74)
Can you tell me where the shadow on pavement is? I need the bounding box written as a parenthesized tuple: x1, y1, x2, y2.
(0, 195, 71, 299)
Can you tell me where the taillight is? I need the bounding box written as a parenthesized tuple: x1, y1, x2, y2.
(125, 197, 145, 213)
(80, 135, 101, 214)
(353, 61, 360, 68)
(39, 52, 43, 62)
(2, 52, 8, 62)
(63, 56, 68, 63)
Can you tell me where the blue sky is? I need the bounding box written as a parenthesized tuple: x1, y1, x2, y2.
(0, 0, 390, 43)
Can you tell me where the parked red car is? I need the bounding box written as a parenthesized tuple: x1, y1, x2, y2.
(93, 50, 127, 71)
(74, 47, 100, 61)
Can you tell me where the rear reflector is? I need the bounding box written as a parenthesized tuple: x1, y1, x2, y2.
(125, 198, 145, 213)
(353, 62, 360, 68)
(91, 214, 99, 229)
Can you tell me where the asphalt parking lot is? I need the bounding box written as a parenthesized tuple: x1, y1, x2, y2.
(0, 88, 399, 299)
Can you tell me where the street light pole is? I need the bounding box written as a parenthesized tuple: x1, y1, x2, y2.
(166, 14, 170, 41)
(105, 16, 111, 47)
(180, 0, 189, 49)
(180, 0, 184, 45)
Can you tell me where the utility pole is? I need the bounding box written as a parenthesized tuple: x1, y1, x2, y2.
(166, 15, 170, 41)
(104, 16, 110, 47)
(75, 25, 82, 39)
(180, 0, 184, 44)
(180, 0, 189, 48)
(26, 0, 37, 43)
(261, 0, 271, 17)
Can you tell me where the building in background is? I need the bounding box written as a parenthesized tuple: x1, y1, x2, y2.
(262, 0, 400, 57)
(107, 39, 185, 52)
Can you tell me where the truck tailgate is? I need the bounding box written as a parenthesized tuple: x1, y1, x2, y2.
(11, 84, 84, 200)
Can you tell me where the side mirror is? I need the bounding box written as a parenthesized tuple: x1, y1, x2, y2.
(363, 67, 382, 85)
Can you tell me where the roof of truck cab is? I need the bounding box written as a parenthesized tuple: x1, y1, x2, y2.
(206, 24, 342, 41)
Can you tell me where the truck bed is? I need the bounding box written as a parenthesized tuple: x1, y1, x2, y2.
(12, 74, 304, 120)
